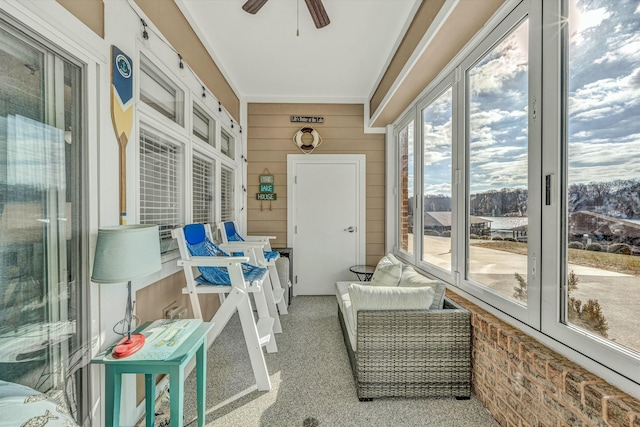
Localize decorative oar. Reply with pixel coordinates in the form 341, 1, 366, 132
110, 46, 134, 225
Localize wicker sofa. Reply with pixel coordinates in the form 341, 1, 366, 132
336, 255, 471, 401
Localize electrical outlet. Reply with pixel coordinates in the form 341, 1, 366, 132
166, 306, 187, 319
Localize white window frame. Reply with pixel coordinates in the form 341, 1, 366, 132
192, 100, 216, 148
395, 113, 417, 261
391, 0, 640, 396
415, 75, 457, 284
539, 0, 640, 388
0, 2, 106, 424
456, 0, 542, 326
139, 52, 185, 127
220, 125, 235, 160
137, 119, 186, 259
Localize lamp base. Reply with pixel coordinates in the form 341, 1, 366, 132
112, 333, 146, 359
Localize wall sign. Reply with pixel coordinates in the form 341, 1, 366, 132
256, 193, 277, 201
257, 169, 276, 210
260, 174, 274, 184
291, 116, 324, 123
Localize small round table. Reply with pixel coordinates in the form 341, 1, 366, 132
349, 265, 376, 281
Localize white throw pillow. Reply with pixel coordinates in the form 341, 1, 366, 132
348, 282, 435, 317
369, 253, 403, 287
398, 266, 446, 309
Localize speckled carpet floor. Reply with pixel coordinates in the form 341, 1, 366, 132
143, 296, 498, 427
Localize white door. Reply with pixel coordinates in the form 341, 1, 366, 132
288, 155, 366, 295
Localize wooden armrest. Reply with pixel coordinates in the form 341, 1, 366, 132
179, 256, 249, 267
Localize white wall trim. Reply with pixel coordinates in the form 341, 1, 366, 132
385, 124, 396, 254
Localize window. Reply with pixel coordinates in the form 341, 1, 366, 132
193, 103, 215, 147
466, 18, 530, 303
221, 128, 235, 160
562, 0, 640, 356
421, 85, 453, 273
398, 119, 415, 256
139, 126, 183, 255
393, 0, 640, 390
137, 54, 240, 259
140, 55, 184, 126
220, 164, 234, 222
192, 154, 214, 225
0, 21, 89, 423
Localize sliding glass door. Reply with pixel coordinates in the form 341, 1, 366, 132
0, 21, 87, 423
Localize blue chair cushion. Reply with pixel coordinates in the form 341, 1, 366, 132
184, 224, 267, 286
221, 222, 279, 262
264, 251, 280, 262
223, 221, 244, 242
184, 223, 207, 245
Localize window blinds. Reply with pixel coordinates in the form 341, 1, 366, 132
192, 155, 214, 225
220, 165, 235, 222
139, 126, 182, 254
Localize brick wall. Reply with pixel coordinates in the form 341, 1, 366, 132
400, 130, 410, 252
446, 292, 640, 427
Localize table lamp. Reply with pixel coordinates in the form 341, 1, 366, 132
92, 224, 161, 358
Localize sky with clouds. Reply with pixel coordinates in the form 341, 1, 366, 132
412, 0, 640, 196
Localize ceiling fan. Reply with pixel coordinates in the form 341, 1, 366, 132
242, 0, 331, 29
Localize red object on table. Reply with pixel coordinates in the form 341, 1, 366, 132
112, 333, 146, 359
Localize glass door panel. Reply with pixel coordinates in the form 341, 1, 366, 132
422, 87, 453, 272
467, 19, 530, 303
0, 23, 85, 422
564, 0, 640, 354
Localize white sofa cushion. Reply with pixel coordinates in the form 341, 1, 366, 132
337, 282, 435, 351
335, 281, 358, 350
348, 283, 434, 317
398, 266, 447, 309
369, 253, 403, 287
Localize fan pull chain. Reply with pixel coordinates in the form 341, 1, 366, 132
296, 0, 300, 36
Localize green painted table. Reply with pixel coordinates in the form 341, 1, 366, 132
92, 319, 213, 427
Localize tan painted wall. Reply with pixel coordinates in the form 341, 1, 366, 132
56, 0, 104, 37
370, 0, 445, 115
134, 0, 240, 121
134, 272, 220, 404
247, 103, 385, 266
371, 0, 505, 127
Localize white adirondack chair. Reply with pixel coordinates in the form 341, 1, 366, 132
171, 223, 275, 391
218, 221, 288, 331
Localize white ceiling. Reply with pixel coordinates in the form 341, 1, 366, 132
177, 0, 421, 103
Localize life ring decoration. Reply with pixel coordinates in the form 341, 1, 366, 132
293, 126, 322, 154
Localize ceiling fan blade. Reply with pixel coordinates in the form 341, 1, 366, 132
242, 0, 269, 14
304, 0, 330, 29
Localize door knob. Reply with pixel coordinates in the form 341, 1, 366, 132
344, 226, 355, 233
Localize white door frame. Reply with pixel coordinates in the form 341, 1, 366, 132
287, 154, 367, 293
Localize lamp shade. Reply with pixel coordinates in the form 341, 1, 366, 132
91, 224, 161, 284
